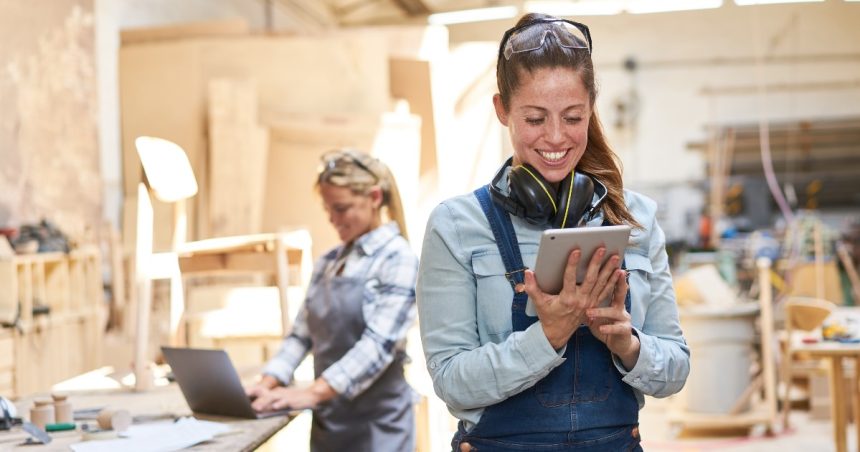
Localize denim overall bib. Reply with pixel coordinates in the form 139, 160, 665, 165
453, 187, 641, 451
305, 259, 414, 452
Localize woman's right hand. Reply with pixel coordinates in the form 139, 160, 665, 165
245, 374, 280, 399
246, 384, 269, 399
523, 246, 622, 350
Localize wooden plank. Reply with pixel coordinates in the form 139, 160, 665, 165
390, 58, 437, 181
667, 406, 776, 428
108, 224, 127, 329
264, 112, 379, 145
44, 259, 70, 314
789, 262, 845, 304
8, 290, 104, 397
120, 34, 389, 250
0, 369, 13, 394
121, 18, 250, 46
17, 263, 33, 327
179, 233, 281, 254
178, 252, 280, 274
0, 262, 16, 325
134, 182, 156, 392
756, 257, 779, 429
0, 333, 13, 369
208, 79, 269, 237
275, 233, 291, 333
120, 40, 203, 251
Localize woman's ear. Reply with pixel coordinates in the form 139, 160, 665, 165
368, 186, 384, 209
493, 94, 509, 127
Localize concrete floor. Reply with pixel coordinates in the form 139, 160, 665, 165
639, 397, 851, 452
258, 395, 852, 452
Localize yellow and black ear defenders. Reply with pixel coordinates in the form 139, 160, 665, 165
489, 157, 607, 228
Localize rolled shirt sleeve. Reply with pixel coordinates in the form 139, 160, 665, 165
262, 302, 312, 385
611, 196, 690, 403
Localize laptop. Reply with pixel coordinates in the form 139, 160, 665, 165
161, 347, 292, 419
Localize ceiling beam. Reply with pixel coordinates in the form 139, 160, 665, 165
334, 0, 385, 17
391, 0, 431, 16
273, 0, 338, 29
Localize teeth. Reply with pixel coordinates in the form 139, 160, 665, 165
539, 150, 567, 162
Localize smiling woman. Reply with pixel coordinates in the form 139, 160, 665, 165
417, 13, 690, 452
246, 149, 419, 452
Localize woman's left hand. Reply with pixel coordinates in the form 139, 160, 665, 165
585, 269, 640, 370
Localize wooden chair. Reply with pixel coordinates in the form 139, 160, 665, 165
132, 136, 312, 388
132, 136, 198, 390
780, 296, 835, 428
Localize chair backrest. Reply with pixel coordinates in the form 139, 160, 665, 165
785, 296, 834, 333
135, 136, 198, 203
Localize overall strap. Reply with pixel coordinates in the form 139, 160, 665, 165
474, 186, 527, 290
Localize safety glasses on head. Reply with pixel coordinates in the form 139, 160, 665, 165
500, 18, 592, 61
319, 150, 378, 182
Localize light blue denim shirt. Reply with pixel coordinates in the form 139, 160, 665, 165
416, 185, 690, 428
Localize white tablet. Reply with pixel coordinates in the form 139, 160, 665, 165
533, 225, 632, 295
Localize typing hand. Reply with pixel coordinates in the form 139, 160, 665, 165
245, 384, 268, 400
251, 386, 315, 412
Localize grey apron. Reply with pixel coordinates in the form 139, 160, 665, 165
305, 268, 415, 452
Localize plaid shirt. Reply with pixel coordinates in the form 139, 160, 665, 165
262, 222, 418, 400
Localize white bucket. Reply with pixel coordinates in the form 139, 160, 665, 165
678, 303, 760, 414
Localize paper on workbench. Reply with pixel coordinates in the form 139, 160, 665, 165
70, 417, 231, 452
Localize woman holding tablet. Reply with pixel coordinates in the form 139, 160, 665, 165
417, 13, 689, 451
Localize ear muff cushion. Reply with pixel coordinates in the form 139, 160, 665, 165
509, 164, 557, 224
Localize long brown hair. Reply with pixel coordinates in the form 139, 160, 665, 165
496, 13, 640, 228
316, 149, 409, 241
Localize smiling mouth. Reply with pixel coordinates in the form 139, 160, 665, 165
538, 149, 569, 162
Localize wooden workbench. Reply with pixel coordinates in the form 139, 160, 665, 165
0, 384, 293, 451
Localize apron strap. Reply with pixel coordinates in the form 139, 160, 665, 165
474, 186, 527, 290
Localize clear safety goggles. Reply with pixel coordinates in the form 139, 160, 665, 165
501, 18, 592, 60
319, 150, 378, 182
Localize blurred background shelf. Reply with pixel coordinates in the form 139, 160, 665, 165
0, 247, 105, 397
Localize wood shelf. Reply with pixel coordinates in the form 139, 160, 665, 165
0, 246, 105, 397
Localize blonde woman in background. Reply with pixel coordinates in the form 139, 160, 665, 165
247, 149, 418, 452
